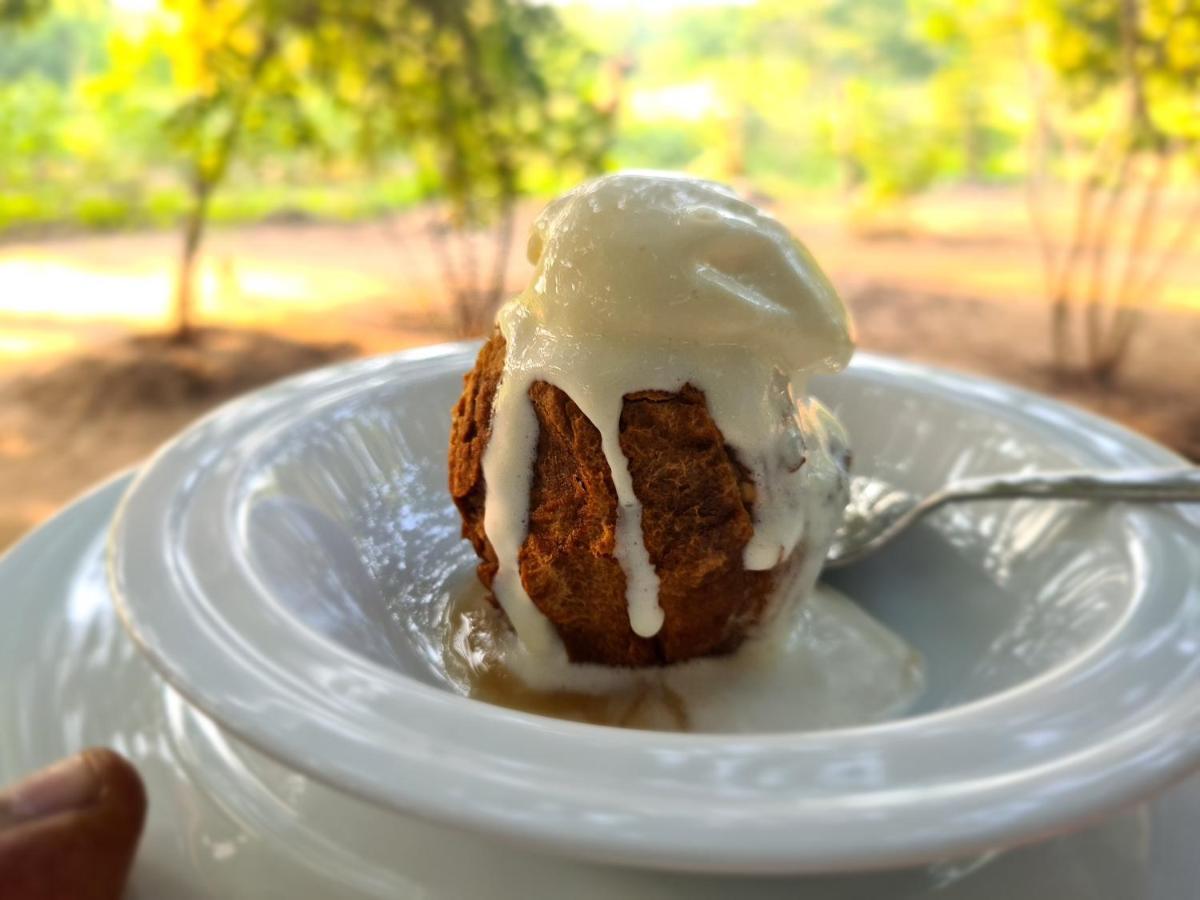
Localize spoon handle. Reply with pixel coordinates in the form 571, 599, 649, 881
925, 468, 1200, 511
827, 468, 1200, 569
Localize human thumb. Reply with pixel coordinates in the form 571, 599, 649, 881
0, 749, 146, 900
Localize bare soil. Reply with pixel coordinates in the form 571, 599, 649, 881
0, 328, 357, 549
846, 278, 1200, 461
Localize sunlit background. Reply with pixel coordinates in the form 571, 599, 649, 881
1, 0, 1198, 548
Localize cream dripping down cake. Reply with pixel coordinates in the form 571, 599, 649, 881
449, 171, 854, 669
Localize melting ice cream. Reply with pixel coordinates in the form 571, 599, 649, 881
480, 172, 855, 657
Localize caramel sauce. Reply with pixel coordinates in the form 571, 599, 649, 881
438, 577, 926, 734
441, 589, 691, 731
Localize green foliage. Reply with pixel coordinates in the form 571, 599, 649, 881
913, 0, 1025, 182
0, 0, 51, 28
569, 0, 1015, 216
2, 0, 1195, 246
75, 192, 129, 229
0, 3, 104, 80
0, 75, 64, 169
1032, 0, 1200, 152
841, 80, 946, 204
613, 122, 704, 171
0, 0, 608, 240
805, 0, 938, 80
155, 0, 323, 202
130, 0, 612, 337
311, 0, 611, 225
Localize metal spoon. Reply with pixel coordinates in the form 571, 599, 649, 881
825, 468, 1200, 568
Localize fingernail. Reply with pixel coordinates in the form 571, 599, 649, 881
5, 753, 100, 823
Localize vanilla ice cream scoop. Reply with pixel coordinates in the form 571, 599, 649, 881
523, 172, 853, 375
479, 171, 854, 658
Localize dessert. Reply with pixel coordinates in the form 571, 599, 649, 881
439, 576, 925, 732
449, 171, 854, 668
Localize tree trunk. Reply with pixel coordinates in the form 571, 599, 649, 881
458, 222, 482, 334
1084, 0, 1151, 381
172, 182, 212, 344
1082, 151, 1133, 371
426, 210, 472, 337
1101, 188, 1200, 374
1049, 295, 1070, 369
483, 200, 516, 326
725, 102, 748, 179
963, 91, 984, 184
1022, 46, 1066, 370
168, 36, 275, 343
834, 80, 861, 196
1047, 175, 1101, 373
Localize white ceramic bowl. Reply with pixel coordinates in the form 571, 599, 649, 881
109, 343, 1200, 874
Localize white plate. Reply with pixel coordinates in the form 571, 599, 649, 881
108, 344, 1200, 873
2, 475, 1199, 898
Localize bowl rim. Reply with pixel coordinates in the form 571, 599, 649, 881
108, 342, 1200, 874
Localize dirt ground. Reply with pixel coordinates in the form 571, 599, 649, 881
847, 279, 1200, 457
0, 329, 360, 548
1, 190, 1198, 551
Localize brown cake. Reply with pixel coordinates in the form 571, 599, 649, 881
449, 330, 782, 667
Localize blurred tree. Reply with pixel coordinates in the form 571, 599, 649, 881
917, 0, 1024, 184
835, 77, 945, 231
158, 0, 319, 342
313, 0, 611, 335
0, 0, 50, 27
754, 0, 941, 224
809, 0, 933, 207
0, 0, 104, 81
1026, 0, 1200, 381
156, 0, 609, 340
0, 0, 91, 231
